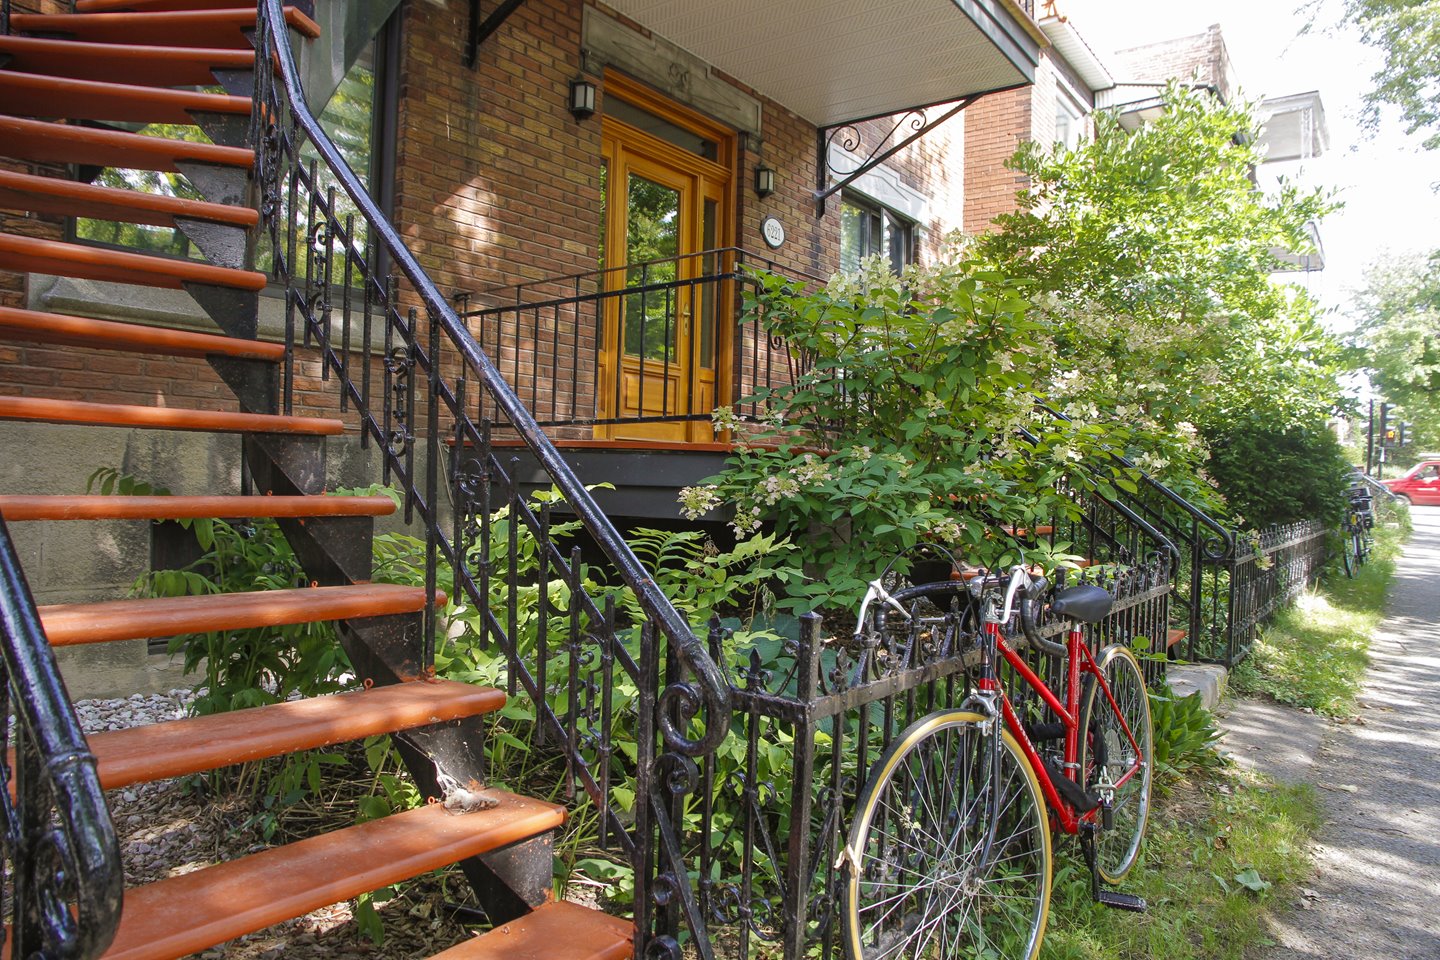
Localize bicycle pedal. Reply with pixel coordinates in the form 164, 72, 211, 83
1096, 891, 1147, 913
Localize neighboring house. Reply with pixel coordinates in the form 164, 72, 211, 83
1256, 90, 1329, 273
1096, 23, 1330, 273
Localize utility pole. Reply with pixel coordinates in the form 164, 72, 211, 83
1378, 402, 1391, 479
1366, 399, 1375, 476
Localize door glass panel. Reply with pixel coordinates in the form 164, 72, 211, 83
699, 198, 718, 369
624, 173, 680, 361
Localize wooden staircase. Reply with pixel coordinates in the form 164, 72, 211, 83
0, 2, 632, 957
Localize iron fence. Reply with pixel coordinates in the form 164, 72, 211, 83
1223, 519, 1330, 666
694, 554, 1171, 960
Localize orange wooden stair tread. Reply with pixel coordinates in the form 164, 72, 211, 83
0, 234, 266, 291
0, 306, 282, 360
430, 902, 634, 960
0, 72, 251, 125
100, 794, 564, 960
38, 584, 441, 646
0, 169, 257, 229
76, 0, 272, 13
0, 116, 253, 172
0, 35, 253, 87
0, 397, 342, 436
11, 7, 321, 50
86, 680, 504, 789
0, 493, 393, 521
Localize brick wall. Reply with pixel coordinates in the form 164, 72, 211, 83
1114, 24, 1236, 101
962, 86, 1031, 234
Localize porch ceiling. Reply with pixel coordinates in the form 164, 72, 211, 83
599, 0, 1042, 127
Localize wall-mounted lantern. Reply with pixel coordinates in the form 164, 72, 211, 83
754, 163, 775, 199
569, 78, 597, 121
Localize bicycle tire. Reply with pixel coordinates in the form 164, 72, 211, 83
1078, 646, 1153, 884
1353, 531, 1367, 568
1342, 532, 1356, 578
843, 710, 1052, 960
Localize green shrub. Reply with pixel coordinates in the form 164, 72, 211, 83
1202, 415, 1351, 527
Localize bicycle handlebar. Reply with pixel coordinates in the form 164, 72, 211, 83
1002, 566, 1069, 659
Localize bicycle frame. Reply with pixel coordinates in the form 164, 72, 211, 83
974, 617, 1142, 835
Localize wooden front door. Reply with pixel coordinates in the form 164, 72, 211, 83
598, 77, 733, 442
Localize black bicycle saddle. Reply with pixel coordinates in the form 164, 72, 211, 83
1047, 584, 1113, 624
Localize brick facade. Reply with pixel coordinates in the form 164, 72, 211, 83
0, 0, 1064, 428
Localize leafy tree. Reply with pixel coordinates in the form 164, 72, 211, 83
973, 82, 1345, 512
1348, 251, 1440, 450
1312, 0, 1440, 148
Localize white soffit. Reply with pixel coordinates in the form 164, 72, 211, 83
1038, 15, 1114, 92
598, 0, 1040, 127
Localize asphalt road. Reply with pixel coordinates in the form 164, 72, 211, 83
1263, 506, 1440, 959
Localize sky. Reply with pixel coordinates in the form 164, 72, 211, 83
1057, 0, 1440, 328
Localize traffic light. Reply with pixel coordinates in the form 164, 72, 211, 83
1401, 422, 1413, 446
1383, 425, 1398, 446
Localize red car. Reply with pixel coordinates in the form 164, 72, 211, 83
1383, 459, 1440, 505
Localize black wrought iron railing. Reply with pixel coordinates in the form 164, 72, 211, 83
1034, 403, 1332, 667
698, 553, 1171, 960
1226, 519, 1329, 666
0, 517, 124, 960
255, 2, 730, 954
455, 248, 825, 435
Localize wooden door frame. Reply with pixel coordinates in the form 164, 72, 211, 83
597, 72, 736, 442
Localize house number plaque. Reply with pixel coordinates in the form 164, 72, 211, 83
760, 216, 785, 249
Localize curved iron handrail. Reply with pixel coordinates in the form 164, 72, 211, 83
1035, 400, 1236, 559
0, 517, 123, 959
255, 0, 730, 754
1016, 425, 1181, 567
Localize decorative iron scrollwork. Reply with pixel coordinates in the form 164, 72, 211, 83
824, 110, 927, 180
384, 344, 414, 457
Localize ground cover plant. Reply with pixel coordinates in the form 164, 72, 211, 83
1044, 763, 1322, 960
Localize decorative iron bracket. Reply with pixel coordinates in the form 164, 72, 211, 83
813, 94, 981, 216
466, 0, 530, 69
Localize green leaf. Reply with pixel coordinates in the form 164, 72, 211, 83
1234, 867, 1271, 893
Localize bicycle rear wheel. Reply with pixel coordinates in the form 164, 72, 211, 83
1078, 646, 1153, 884
843, 710, 1052, 960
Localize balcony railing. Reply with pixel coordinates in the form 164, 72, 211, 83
456, 248, 825, 437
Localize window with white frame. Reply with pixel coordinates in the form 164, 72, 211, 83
1055, 93, 1086, 150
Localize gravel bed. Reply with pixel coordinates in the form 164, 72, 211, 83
75, 691, 480, 959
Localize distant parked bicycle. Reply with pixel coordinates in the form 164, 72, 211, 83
1342, 486, 1374, 578
842, 563, 1152, 960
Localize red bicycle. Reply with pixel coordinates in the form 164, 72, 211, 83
842, 564, 1154, 960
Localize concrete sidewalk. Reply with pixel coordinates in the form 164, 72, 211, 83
1251, 507, 1440, 960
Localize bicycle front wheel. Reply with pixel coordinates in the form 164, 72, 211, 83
843, 711, 1052, 960
1342, 530, 1356, 578
1079, 646, 1154, 884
